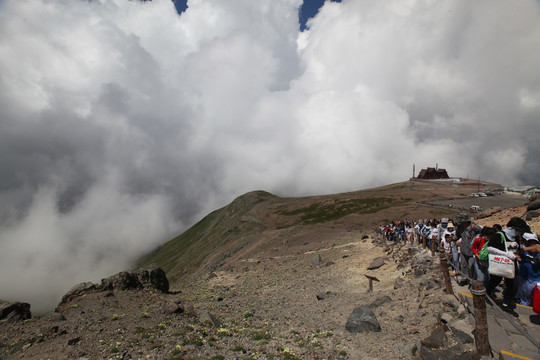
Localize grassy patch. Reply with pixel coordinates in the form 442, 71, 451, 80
231, 345, 247, 353
275, 197, 409, 224
252, 331, 272, 341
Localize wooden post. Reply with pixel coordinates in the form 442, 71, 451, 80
364, 275, 380, 292
431, 238, 437, 255
439, 253, 453, 295
471, 280, 490, 355
422, 235, 427, 249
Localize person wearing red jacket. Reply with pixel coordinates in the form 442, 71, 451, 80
471, 228, 489, 285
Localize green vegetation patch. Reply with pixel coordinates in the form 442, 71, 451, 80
275, 197, 410, 224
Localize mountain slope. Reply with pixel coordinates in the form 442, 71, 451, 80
138, 190, 277, 282
138, 180, 505, 285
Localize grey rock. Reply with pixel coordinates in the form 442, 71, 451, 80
420, 279, 435, 290
101, 271, 141, 291
59, 282, 96, 306
394, 277, 406, 289
316, 292, 328, 301
439, 312, 453, 324
311, 254, 321, 267
451, 319, 474, 334
345, 306, 381, 333
421, 327, 448, 349
200, 311, 221, 328
58, 265, 169, 307
0, 302, 31, 322
452, 329, 474, 344
165, 302, 185, 314
442, 298, 459, 311
67, 337, 81, 345
367, 256, 386, 270
420, 344, 463, 360
132, 264, 169, 292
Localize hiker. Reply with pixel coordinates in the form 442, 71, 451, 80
503, 217, 531, 300
455, 213, 482, 286
517, 232, 540, 306
406, 225, 413, 243
441, 233, 453, 258
484, 227, 521, 317
471, 227, 489, 285
421, 221, 431, 248
442, 221, 460, 270
437, 218, 449, 245
428, 221, 439, 252
414, 221, 422, 244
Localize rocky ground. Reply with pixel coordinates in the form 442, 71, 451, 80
2, 187, 539, 360
1, 229, 484, 360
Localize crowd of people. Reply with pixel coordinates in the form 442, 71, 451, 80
379, 214, 540, 317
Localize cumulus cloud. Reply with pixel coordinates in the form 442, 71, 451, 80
0, 0, 539, 311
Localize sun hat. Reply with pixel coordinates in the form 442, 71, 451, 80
523, 232, 539, 242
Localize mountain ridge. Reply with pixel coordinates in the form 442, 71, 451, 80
138, 179, 517, 288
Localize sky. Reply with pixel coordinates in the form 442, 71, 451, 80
1, 0, 540, 312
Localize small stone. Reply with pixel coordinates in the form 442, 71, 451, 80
165, 302, 184, 314
394, 277, 406, 289
311, 254, 322, 267
68, 337, 81, 345
439, 312, 453, 324
200, 311, 221, 328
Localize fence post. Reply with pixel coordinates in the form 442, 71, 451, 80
439, 253, 453, 295
471, 280, 490, 355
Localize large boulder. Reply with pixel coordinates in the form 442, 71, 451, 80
101, 271, 142, 291
59, 282, 97, 305
345, 306, 381, 333
0, 302, 31, 322
58, 264, 169, 306
100, 264, 169, 292
133, 264, 169, 292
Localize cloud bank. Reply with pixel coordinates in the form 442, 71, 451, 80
1, 0, 539, 311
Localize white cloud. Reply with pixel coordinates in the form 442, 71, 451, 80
0, 0, 539, 310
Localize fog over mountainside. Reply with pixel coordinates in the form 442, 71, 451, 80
0, 0, 539, 311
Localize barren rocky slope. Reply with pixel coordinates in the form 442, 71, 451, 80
1, 234, 474, 360
1, 180, 536, 360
